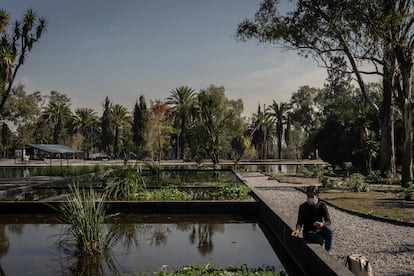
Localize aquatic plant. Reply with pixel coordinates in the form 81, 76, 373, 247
211, 184, 251, 200
148, 186, 191, 200
102, 164, 146, 200
57, 184, 114, 255
149, 263, 284, 275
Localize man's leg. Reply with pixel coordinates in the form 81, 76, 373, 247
303, 231, 324, 246
319, 226, 333, 250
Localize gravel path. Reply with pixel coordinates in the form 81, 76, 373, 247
240, 172, 414, 276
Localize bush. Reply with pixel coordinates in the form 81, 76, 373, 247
102, 164, 146, 200
320, 176, 336, 188
345, 173, 370, 192
211, 185, 251, 200
399, 182, 414, 200
149, 187, 191, 201
367, 170, 382, 183
298, 165, 316, 177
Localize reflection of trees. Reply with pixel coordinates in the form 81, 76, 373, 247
0, 225, 9, 258
0, 224, 24, 275
7, 224, 24, 235
149, 225, 171, 246
108, 223, 141, 250
189, 224, 225, 256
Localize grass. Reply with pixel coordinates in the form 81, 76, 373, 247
272, 173, 414, 224
57, 184, 115, 255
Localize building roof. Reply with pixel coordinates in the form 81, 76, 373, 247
27, 144, 82, 154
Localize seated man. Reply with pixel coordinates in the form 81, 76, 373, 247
291, 185, 333, 251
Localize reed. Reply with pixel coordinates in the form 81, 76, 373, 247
58, 184, 110, 255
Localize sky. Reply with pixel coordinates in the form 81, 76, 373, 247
1, 0, 328, 117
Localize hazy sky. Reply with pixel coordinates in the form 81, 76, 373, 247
2, 0, 328, 117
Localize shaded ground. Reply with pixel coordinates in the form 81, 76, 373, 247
272, 174, 414, 224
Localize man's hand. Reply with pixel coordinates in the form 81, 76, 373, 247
291, 229, 300, 237
313, 221, 324, 229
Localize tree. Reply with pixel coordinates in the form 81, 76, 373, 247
0, 9, 46, 114
289, 86, 321, 137
266, 100, 290, 159
42, 91, 72, 144
2, 84, 42, 146
167, 86, 197, 159
100, 97, 113, 157
111, 104, 130, 158
195, 85, 245, 168
235, 0, 400, 179
132, 95, 148, 159
145, 100, 171, 162
231, 135, 251, 164
73, 107, 99, 158
249, 104, 273, 159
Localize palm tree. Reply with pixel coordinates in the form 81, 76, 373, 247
250, 104, 273, 159
267, 100, 291, 159
111, 104, 130, 158
167, 86, 196, 159
73, 107, 99, 157
0, 8, 47, 114
42, 92, 72, 144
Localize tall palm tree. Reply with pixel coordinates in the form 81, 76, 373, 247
0, 8, 46, 114
167, 86, 196, 159
73, 107, 99, 157
250, 105, 273, 159
42, 92, 72, 144
267, 100, 291, 159
111, 104, 130, 158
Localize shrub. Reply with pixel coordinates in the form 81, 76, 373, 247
345, 173, 370, 192
149, 187, 191, 201
297, 165, 314, 177
367, 170, 382, 183
211, 184, 251, 200
102, 164, 146, 200
399, 182, 414, 200
320, 176, 336, 188
322, 165, 335, 176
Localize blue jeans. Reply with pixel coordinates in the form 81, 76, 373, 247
303, 226, 333, 251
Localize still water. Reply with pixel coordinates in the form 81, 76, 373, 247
0, 214, 286, 275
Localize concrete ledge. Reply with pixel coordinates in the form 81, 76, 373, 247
255, 195, 354, 276
0, 201, 259, 215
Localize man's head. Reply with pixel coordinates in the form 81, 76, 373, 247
306, 185, 319, 198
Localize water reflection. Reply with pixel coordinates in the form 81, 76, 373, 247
0, 216, 285, 274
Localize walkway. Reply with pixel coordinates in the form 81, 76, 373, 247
239, 172, 414, 276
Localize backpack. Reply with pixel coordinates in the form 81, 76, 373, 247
345, 254, 374, 276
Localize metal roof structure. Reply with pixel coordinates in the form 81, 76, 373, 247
27, 144, 82, 154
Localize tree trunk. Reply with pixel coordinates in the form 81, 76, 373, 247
380, 48, 396, 176
401, 95, 413, 185
396, 45, 413, 186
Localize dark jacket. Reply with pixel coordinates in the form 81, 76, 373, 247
296, 200, 331, 232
